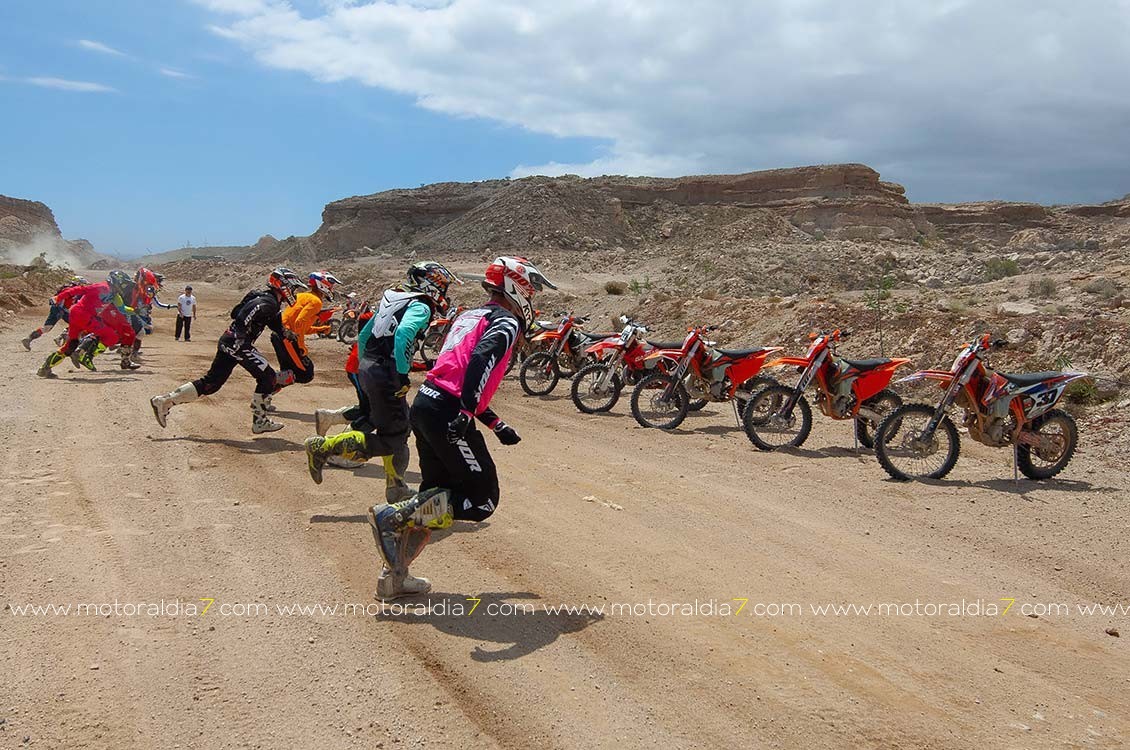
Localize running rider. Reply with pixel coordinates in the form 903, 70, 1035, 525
149, 268, 305, 434
22, 276, 87, 350
273, 270, 340, 387
37, 271, 139, 377
366, 256, 555, 600
304, 262, 460, 502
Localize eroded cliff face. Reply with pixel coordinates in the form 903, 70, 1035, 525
303, 165, 940, 259
0, 195, 109, 267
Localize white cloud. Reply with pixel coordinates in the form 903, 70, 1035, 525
25, 77, 117, 93
77, 39, 127, 57
159, 67, 195, 79
194, 0, 1130, 202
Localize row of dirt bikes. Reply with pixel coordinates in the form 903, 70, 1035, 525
515, 314, 1088, 483
326, 299, 1088, 484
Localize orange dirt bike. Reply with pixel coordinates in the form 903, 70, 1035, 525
519, 313, 617, 396
874, 333, 1088, 481
743, 329, 910, 450
629, 325, 781, 430
336, 295, 371, 343
315, 304, 342, 338
569, 316, 677, 413
416, 304, 466, 368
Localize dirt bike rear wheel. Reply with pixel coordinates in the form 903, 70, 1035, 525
1017, 409, 1077, 480
742, 385, 812, 451
571, 362, 624, 413
630, 373, 689, 430
875, 403, 960, 481
854, 389, 903, 449
323, 319, 340, 339
337, 319, 358, 343
519, 352, 560, 396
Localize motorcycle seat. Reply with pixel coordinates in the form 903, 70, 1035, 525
716, 347, 772, 358
646, 340, 683, 350
1000, 371, 1062, 386
578, 331, 617, 340
842, 357, 892, 370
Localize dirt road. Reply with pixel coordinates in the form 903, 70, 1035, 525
3, 280, 1128, 749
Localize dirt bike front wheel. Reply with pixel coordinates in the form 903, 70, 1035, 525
874, 403, 960, 481
630, 373, 689, 429
1017, 409, 1077, 480
854, 389, 903, 449
571, 362, 624, 413
519, 352, 560, 396
742, 385, 812, 451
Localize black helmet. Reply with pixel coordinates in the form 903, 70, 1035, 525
268, 267, 305, 304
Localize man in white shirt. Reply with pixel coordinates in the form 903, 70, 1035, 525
176, 286, 197, 341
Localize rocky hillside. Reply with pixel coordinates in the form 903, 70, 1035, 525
0, 195, 115, 268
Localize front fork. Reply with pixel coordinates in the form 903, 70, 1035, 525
596, 351, 623, 390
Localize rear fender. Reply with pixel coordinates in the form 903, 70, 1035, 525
585, 340, 622, 357
896, 369, 954, 386
766, 355, 811, 369
532, 330, 561, 343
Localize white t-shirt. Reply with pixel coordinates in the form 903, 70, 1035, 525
177, 294, 196, 317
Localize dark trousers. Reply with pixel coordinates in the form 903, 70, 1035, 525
270, 333, 314, 384
175, 315, 192, 341
411, 384, 499, 522
345, 372, 370, 428
356, 356, 411, 457
193, 332, 277, 396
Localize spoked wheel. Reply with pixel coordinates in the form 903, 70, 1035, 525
571, 362, 624, 413
854, 388, 903, 449
422, 329, 445, 359
519, 352, 560, 396
875, 403, 960, 481
630, 373, 689, 429
324, 319, 340, 339
1017, 409, 1077, 479
337, 319, 358, 343
742, 385, 812, 451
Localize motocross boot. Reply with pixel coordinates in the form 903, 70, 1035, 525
37, 351, 64, 378
150, 383, 198, 428
304, 430, 369, 484
383, 445, 414, 503
314, 405, 352, 436
251, 394, 284, 434
376, 567, 431, 601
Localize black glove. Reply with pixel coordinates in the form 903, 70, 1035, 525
493, 421, 521, 445
446, 412, 472, 443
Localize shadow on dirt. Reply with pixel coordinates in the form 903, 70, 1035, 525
58, 375, 142, 384
152, 435, 303, 454
271, 409, 315, 424
374, 591, 603, 662
346, 464, 423, 484
898, 476, 1122, 496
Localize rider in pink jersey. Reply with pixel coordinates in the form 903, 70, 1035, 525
366, 256, 556, 601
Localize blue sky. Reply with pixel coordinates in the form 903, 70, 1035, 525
3, 1, 1129, 257
0, 0, 597, 255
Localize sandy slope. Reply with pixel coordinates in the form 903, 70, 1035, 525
2, 280, 1128, 749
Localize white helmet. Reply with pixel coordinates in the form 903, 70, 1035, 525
308, 270, 341, 298
482, 256, 556, 328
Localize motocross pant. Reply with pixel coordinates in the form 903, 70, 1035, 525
193, 331, 278, 396
27, 304, 69, 342
345, 372, 370, 428
356, 355, 411, 459
410, 384, 500, 522
65, 308, 122, 350
270, 332, 314, 384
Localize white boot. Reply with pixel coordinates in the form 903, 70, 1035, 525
150, 383, 198, 428
314, 405, 352, 436
376, 567, 431, 601
251, 394, 284, 434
